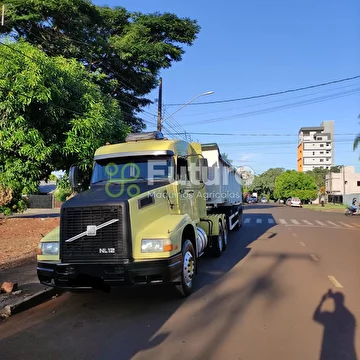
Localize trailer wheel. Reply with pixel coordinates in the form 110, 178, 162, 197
212, 221, 224, 257
176, 239, 196, 297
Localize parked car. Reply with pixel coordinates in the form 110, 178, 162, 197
247, 196, 258, 204
260, 197, 268, 203
286, 197, 302, 207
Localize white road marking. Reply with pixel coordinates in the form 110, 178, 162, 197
268, 218, 275, 224
351, 223, 360, 228
315, 220, 326, 226
327, 221, 339, 227
256, 218, 262, 224
292, 233, 297, 237
299, 242, 306, 246
310, 254, 319, 261
302, 220, 313, 225
244, 218, 251, 224
328, 276, 343, 288
338, 222, 354, 228
291, 219, 300, 225
279, 219, 287, 225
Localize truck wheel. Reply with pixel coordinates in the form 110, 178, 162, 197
222, 219, 228, 251
212, 221, 224, 257
235, 211, 243, 230
177, 239, 196, 297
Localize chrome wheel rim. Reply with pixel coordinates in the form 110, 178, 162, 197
183, 251, 194, 287
223, 223, 228, 246
218, 225, 223, 251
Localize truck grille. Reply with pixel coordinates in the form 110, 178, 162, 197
60, 206, 126, 261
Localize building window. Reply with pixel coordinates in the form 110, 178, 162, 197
317, 137, 322, 140
320, 144, 324, 147
358, 181, 360, 187
326, 150, 330, 154
313, 151, 315, 155
326, 142, 330, 146
320, 159, 324, 162
320, 151, 324, 154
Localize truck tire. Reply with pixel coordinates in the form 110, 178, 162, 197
177, 239, 196, 297
234, 207, 243, 230
222, 219, 228, 251
212, 220, 224, 257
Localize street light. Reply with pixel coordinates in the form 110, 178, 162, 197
163, 91, 214, 121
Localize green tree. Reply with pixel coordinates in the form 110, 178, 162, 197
0, 40, 129, 214
274, 170, 318, 201
306, 168, 329, 189
1, 0, 200, 131
221, 152, 233, 164
250, 168, 284, 199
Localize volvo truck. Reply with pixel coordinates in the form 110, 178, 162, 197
37, 131, 243, 296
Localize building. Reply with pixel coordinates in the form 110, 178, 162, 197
297, 120, 334, 172
325, 166, 360, 205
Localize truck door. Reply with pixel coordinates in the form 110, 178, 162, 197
177, 156, 196, 218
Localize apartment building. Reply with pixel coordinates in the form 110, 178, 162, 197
297, 120, 334, 172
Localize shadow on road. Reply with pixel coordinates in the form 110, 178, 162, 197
313, 289, 358, 360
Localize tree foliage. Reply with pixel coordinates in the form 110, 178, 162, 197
0, 40, 129, 213
306, 166, 342, 190
221, 152, 233, 164
1, 0, 200, 131
274, 170, 318, 201
249, 168, 284, 198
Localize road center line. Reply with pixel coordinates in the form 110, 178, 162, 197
328, 276, 343, 288
310, 254, 319, 261
292, 233, 297, 237
299, 242, 306, 246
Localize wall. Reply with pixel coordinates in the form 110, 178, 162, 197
325, 166, 360, 198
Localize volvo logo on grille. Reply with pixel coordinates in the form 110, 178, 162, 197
86, 225, 97, 236
99, 248, 116, 254
65, 219, 119, 243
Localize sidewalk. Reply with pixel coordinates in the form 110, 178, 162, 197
0, 262, 60, 321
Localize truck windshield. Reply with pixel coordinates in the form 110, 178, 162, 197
91, 156, 173, 184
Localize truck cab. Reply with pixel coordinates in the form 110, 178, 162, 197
37, 131, 243, 296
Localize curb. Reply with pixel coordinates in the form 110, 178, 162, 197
1, 287, 62, 320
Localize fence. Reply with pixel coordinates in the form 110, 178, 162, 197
343, 193, 360, 206
28, 194, 63, 209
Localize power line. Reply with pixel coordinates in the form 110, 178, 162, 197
182, 88, 360, 126
166, 75, 360, 106
165, 132, 358, 137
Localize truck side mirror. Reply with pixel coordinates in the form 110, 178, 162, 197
69, 165, 79, 189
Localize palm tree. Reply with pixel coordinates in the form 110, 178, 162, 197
354, 132, 360, 151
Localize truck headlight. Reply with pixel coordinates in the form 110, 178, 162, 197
141, 239, 173, 253
40, 242, 59, 255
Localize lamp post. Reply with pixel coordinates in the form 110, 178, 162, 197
163, 91, 214, 122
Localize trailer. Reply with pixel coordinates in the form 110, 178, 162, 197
201, 143, 244, 231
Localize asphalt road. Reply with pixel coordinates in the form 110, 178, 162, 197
1, 204, 359, 360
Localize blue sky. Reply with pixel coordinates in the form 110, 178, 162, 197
94, 0, 360, 174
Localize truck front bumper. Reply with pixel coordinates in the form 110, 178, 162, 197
37, 254, 182, 291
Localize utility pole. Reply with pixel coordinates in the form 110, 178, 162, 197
342, 165, 346, 204
1, 4, 5, 26
157, 77, 163, 132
